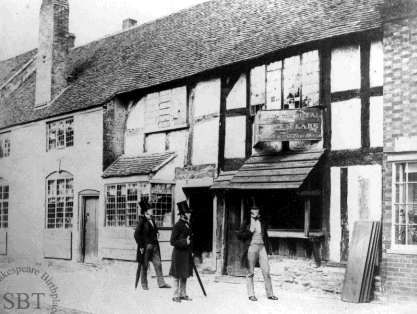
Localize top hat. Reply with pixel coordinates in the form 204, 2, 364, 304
139, 200, 152, 214
177, 201, 192, 216
249, 197, 260, 210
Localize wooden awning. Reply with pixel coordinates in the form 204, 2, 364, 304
211, 150, 324, 190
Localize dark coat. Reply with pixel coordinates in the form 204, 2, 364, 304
134, 216, 160, 263
236, 217, 270, 268
169, 219, 193, 278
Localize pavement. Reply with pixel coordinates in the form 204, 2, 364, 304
0, 264, 416, 314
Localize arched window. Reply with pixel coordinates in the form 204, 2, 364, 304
46, 171, 74, 229
0, 178, 9, 228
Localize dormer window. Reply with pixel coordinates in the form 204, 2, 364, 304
47, 118, 74, 151
0, 132, 11, 158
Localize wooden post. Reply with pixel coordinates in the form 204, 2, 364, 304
240, 198, 244, 223
212, 194, 217, 272
304, 197, 311, 238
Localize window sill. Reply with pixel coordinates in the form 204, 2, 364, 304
387, 248, 417, 255
144, 124, 189, 135
268, 230, 323, 238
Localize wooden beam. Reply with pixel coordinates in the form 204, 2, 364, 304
331, 89, 361, 102
245, 70, 252, 158
212, 195, 217, 272
299, 190, 322, 196
360, 40, 371, 149
218, 76, 227, 173
321, 47, 332, 150
340, 167, 349, 262
186, 84, 196, 165
304, 197, 311, 238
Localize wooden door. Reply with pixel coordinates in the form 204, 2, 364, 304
84, 197, 99, 263
226, 197, 247, 276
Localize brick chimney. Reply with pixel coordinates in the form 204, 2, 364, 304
35, 0, 69, 107
123, 18, 137, 30
68, 33, 76, 49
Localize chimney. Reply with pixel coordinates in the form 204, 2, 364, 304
122, 18, 137, 30
35, 0, 69, 107
68, 33, 76, 49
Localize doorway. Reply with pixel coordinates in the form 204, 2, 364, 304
187, 188, 213, 263
79, 190, 100, 264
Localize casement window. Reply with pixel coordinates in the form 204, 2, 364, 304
393, 163, 417, 247
250, 50, 320, 115
0, 178, 9, 228
105, 182, 174, 227
47, 118, 74, 151
0, 132, 11, 158
46, 171, 74, 229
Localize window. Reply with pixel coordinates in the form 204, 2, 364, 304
251, 50, 320, 113
158, 101, 171, 128
150, 183, 173, 227
393, 163, 417, 247
105, 182, 174, 227
106, 183, 149, 227
0, 178, 9, 228
47, 118, 74, 150
0, 132, 11, 158
46, 171, 74, 229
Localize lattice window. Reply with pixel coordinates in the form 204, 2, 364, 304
46, 171, 74, 229
47, 118, 74, 151
0, 132, 11, 158
105, 183, 149, 227
393, 163, 417, 247
0, 178, 9, 228
150, 183, 173, 227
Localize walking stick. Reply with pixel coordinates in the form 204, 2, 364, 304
192, 253, 207, 297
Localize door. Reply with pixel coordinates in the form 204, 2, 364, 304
226, 196, 247, 276
84, 196, 99, 263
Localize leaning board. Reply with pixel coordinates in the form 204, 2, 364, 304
341, 221, 374, 303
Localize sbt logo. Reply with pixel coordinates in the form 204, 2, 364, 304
2, 293, 45, 310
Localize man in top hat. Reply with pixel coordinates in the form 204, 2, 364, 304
237, 197, 278, 301
134, 200, 171, 290
169, 201, 194, 302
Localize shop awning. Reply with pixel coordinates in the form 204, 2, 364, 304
211, 149, 325, 190
102, 151, 177, 178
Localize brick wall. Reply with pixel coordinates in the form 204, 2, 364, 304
382, 0, 417, 301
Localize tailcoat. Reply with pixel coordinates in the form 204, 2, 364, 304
169, 218, 193, 278
134, 216, 160, 263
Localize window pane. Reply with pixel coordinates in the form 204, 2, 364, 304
396, 163, 406, 183
408, 225, 417, 245
395, 205, 406, 224
66, 119, 74, 147
408, 204, 417, 225
301, 50, 319, 107
150, 183, 173, 227
394, 225, 406, 245
407, 184, 417, 203
395, 184, 406, 203
283, 55, 301, 109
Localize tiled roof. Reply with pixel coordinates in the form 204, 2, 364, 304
0, 0, 383, 130
102, 151, 177, 178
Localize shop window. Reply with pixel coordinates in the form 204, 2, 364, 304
105, 183, 149, 227
150, 183, 173, 227
0, 178, 9, 228
105, 182, 174, 227
46, 171, 73, 229
47, 118, 74, 151
393, 163, 417, 247
0, 132, 11, 158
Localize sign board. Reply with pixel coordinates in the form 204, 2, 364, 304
253, 108, 322, 145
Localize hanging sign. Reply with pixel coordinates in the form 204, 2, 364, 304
253, 108, 322, 145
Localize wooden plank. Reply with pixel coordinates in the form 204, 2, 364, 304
362, 222, 381, 302
341, 221, 374, 303
359, 222, 376, 302
101, 248, 136, 261
231, 174, 307, 183
246, 152, 323, 164
235, 168, 312, 177
0, 230, 7, 255
241, 160, 318, 170
228, 182, 302, 190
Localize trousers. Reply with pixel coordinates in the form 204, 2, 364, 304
141, 244, 166, 288
172, 277, 187, 298
246, 243, 273, 297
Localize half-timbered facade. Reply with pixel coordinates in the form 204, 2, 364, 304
0, 0, 416, 301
